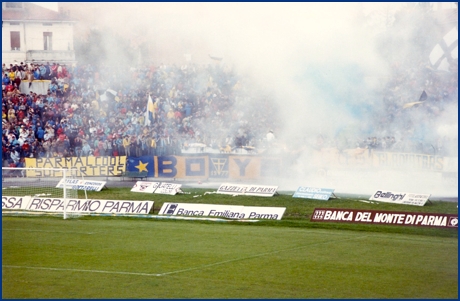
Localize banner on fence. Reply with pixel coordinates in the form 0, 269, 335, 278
228, 156, 260, 179
25, 156, 126, 177
19, 80, 50, 95
23, 153, 454, 180
126, 155, 208, 179
373, 152, 444, 172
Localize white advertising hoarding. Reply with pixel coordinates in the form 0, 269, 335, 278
131, 181, 182, 195
155, 183, 182, 195
239, 206, 286, 220
217, 183, 278, 197
131, 181, 161, 193
369, 190, 430, 206
159, 202, 286, 220
56, 179, 106, 191
2, 196, 153, 214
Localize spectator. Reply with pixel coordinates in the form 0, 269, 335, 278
122, 135, 130, 156
81, 141, 92, 156
10, 147, 20, 164
2, 72, 10, 87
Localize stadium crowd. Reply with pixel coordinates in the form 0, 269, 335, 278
2, 60, 280, 167
1, 51, 458, 168
310, 52, 457, 157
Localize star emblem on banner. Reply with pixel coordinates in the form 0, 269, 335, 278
135, 160, 149, 172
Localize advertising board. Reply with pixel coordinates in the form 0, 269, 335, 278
159, 202, 286, 220
311, 208, 457, 228
369, 190, 430, 206
216, 183, 278, 197
56, 179, 107, 191
131, 181, 182, 195
131, 181, 161, 193
2, 196, 153, 215
293, 186, 334, 200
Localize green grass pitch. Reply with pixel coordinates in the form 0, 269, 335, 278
2, 187, 458, 298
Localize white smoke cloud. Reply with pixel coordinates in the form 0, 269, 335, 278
73, 3, 456, 198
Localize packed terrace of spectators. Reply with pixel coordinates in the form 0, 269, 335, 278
2, 54, 458, 168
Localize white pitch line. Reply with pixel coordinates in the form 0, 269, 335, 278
3, 228, 96, 235
2, 265, 161, 277
3, 235, 370, 278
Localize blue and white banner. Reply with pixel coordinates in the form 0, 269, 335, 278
293, 187, 335, 200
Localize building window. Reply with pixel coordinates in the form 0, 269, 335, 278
43, 23, 53, 26
43, 32, 52, 50
10, 31, 20, 51
5, 2, 23, 9
9, 22, 20, 25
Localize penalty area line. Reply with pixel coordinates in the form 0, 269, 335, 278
2, 265, 162, 277
157, 234, 371, 276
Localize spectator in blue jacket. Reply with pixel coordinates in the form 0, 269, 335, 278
2, 73, 10, 86
33, 67, 41, 80
36, 126, 45, 142
39, 65, 47, 80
